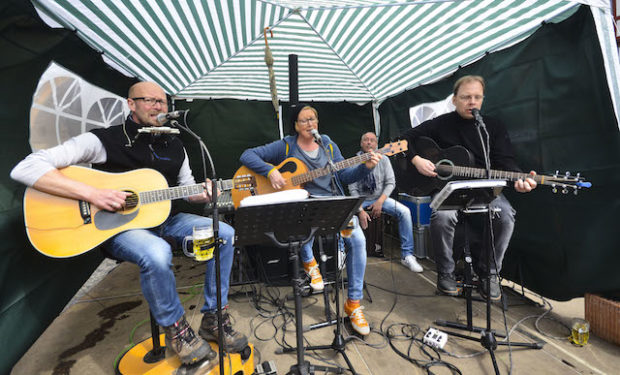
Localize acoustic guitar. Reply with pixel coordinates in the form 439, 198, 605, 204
231, 140, 408, 208
23, 166, 254, 258
406, 136, 591, 196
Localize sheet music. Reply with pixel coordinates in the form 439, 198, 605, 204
239, 188, 309, 207
430, 180, 507, 210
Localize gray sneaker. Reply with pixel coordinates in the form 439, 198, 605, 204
163, 315, 216, 366
437, 272, 459, 296
480, 274, 501, 301
199, 310, 248, 353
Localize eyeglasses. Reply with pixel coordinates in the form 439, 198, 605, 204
298, 117, 318, 125
457, 95, 484, 102
131, 97, 167, 107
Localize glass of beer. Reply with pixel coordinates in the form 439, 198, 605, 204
183, 226, 215, 261
570, 318, 589, 346
340, 219, 355, 238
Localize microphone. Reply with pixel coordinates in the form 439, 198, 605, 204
310, 129, 323, 144
138, 126, 180, 135
156, 110, 188, 124
471, 108, 485, 127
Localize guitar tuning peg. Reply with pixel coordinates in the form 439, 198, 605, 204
562, 186, 568, 194
552, 185, 558, 194
574, 189, 579, 196
554, 170, 559, 178
565, 171, 570, 177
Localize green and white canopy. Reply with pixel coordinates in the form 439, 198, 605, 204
32, 0, 619, 109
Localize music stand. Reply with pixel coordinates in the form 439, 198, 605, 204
235, 196, 363, 375
431, 180, 542, 375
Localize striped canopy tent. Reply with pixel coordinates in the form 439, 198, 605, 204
31, 0, 620, 114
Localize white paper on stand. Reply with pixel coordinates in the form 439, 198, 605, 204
239, 189, 310, 207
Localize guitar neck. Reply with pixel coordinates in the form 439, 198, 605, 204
139, 179, 233, 204
439, 165, 553, 186
290, 152, 375, 186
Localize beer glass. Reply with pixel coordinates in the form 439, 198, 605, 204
182, 226, 215, 261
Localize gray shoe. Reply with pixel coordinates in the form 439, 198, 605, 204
437, 272, 458, 296
199, 310, 248, 353
480, 274, 501, 301
163, 315, 216, 366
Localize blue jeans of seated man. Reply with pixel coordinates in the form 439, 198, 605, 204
362, 197, 414, 258
430, 194, 515, 276
300, 215, 367, 301
104, 212, 235, 327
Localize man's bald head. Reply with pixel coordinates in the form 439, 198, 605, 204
360, 132, 378, 153
127, 82, 168, 127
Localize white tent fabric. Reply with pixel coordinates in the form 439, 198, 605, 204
29, 0, 620, 126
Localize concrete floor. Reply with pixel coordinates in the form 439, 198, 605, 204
12, 235, 620, 375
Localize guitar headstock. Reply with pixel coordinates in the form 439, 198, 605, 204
379, 139, 408, 156
545, 171, 592, 195
233, 175, 256, 190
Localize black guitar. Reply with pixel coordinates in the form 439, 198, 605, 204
401, 136, 591, 196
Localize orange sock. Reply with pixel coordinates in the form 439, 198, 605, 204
303, 258, 318, 271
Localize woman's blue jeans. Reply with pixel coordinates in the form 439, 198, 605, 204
104, 213, 234, 327
299, 215, 367, 301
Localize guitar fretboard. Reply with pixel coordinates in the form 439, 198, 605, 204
290, 148, 393, 186
139, 184, 203, 204
139, 179, 234, 204
437, 165, 550, 185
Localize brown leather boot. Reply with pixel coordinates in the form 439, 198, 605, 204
163, 315, 217, 366
199, 309, 248, 353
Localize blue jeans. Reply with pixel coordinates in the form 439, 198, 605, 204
300, 215, 367, 301
362, 197, 414, 258
104, 213, 234, 327
430, 194, 515, 275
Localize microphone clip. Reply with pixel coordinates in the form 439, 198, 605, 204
471, 108, 486, 128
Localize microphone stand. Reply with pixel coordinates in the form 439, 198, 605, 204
315, 136, 339, 187
170, 118, 226, 375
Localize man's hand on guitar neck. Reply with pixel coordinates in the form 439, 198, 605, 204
514, 171, 538, 193
412, 155, 437, 177
188, 179, 218, 204
365, 151, 382, 169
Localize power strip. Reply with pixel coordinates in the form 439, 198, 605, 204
255, 360, 277, 375
423, 328, 448, 349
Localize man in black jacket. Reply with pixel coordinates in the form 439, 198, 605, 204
402, 75, 537, 300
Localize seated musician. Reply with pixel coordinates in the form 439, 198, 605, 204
349, 132, 423, 273
10, 82, 247, 368
402, 75, 537, 301
239, 105, 381, 336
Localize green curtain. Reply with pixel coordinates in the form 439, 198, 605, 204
379, 5, 620, 300
175, 100, 375, 180
0, 1, 137, 373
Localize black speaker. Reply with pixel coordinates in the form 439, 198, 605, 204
244, 235, 339, 286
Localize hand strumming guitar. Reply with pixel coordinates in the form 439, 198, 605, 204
411, 155, 437, 177
268, 169, 286, 190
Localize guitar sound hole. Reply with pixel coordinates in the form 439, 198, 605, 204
435, 159, 454, 180
279, 161, 298, 174
124, 191, 139, 209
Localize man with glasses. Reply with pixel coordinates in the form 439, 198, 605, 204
240, 105, 381, 336
402, 75, 537, 301
349, 132, 423, 273
11, 81, 247, 369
